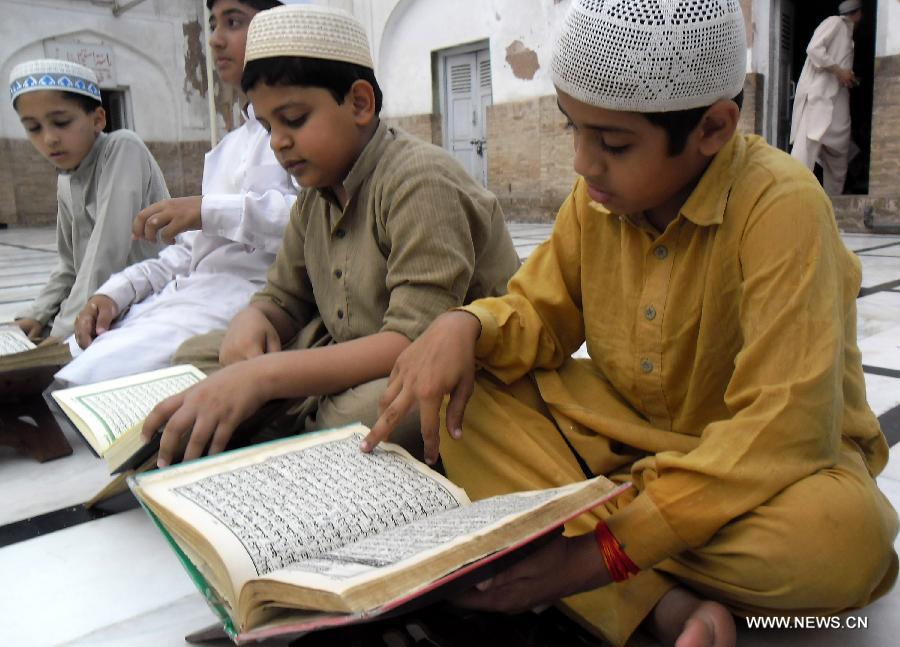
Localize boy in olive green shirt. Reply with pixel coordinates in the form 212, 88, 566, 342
144, 4, 518, 465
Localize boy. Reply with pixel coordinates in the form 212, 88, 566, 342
142, 4, 519, 465
9, 59, 164, 342
366, 1, 898, 645
57, 0, 299, 386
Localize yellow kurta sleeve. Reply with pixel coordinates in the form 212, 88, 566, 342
608, 174, 863, 568
463, 185, 586, 384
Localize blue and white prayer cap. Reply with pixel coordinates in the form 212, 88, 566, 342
9, 59, 101, 105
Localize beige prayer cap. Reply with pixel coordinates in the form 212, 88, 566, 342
244, 5, 373, 70
551, 0, 747, 112
838, 0, 862, 15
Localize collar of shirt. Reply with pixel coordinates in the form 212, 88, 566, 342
63, 130, 108, 178
678, 132, 745, 227
587, 132, 745, 232
319, 120, 390, 222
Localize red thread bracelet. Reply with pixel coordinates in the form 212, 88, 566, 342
594, 521, 640, 582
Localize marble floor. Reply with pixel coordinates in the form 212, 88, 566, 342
1, 224, 899, 646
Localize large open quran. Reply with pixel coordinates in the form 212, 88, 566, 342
129, 424, 628, 643
50, 364, 205, 471
0, 326, 71, 400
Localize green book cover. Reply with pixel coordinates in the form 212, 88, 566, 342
127, 475, 238, 640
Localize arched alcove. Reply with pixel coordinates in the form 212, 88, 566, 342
2, 28, 181, 142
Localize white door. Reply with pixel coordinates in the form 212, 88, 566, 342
445, 48, 492, 186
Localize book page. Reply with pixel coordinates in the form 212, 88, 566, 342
280, 487, 570, 581
0, 327, 36, 356
135, 426, 469, 594
52, 364, 206, 453
174, 433, 463, 577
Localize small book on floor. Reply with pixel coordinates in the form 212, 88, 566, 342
0, 326, 72, 400
128, 424, 630, 644
49, 364, 206, 473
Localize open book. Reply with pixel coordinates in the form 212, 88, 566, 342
129, 424, 628, 643
50, 364, 206, 472
0, 326, 72, 400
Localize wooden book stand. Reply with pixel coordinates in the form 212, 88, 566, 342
0, 394, 72, 463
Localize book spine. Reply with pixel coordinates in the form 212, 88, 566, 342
128, 478, 238, 640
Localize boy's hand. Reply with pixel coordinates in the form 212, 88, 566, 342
363, 311, 481, 465
220, 307, 282, 366
74, 296, 119, 349
834, 67, 857, 88
16, 318, 44, 341
133, 196, 203, 244
141, 362, 271, 467
453, 533, 611, 613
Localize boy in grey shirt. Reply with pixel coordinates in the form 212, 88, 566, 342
9, 58, 165, 341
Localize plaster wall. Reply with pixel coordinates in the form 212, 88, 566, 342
876, 0, 900, 57
1, 0, 212, 141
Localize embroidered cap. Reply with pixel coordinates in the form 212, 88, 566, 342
9, 58, 101, 105
551, 0, 747, 113
244, 4, 373, 70
838, 0, 862, 15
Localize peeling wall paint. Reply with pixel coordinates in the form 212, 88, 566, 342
740, 0, 753, 47
182, 18, 241, 133
505, 40, 540, 80
182, 20, 207, 101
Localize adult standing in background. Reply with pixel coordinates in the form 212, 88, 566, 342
790, 0, 863, 196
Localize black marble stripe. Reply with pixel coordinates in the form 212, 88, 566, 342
863, 365, 900, 379
0, 492, 138, 549
852, 241, 900, 254
0, 242, 56, 254
859, 279, 900, 298
879, 405, 900, 448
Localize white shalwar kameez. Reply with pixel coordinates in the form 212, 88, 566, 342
57, 106, 296, 385
789, 15, 855, 196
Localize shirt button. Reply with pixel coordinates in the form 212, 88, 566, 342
335, 229, 346, 239
640, 358, 653, 373
653, 245, 668, 259
334, 269, 343, 279
644, 305, 656, 321
337, 309, 344, 319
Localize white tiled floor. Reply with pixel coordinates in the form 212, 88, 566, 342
0, 510, 231, 647
1, 225, 899, 646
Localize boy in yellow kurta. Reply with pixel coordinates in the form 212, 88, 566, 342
364, 1, 898, 645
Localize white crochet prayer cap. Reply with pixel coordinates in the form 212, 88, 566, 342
244, 5, 373, 70
9, 58, 101, 105
838, 0, 862, 15
551, 0, 747, 113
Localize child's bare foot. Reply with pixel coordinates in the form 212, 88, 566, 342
648, 585, 736, 647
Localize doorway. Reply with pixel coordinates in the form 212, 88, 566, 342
439, 43, 492, 187
773, 0, 876, 194
101, 88, 130, 133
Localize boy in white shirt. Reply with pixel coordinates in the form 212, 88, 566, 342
57, 0, 298, 385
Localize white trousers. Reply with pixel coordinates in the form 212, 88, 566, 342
790, 89, 852, 196
56, 275, 258, 386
